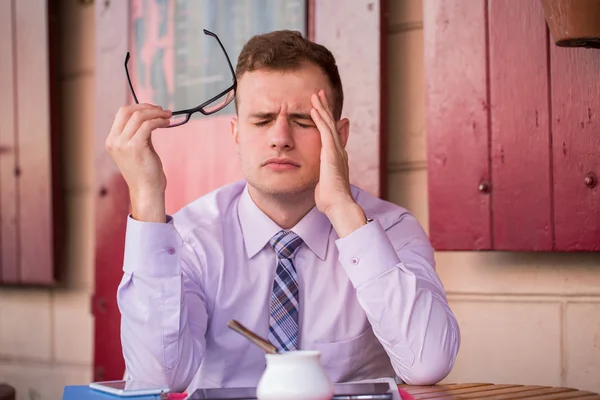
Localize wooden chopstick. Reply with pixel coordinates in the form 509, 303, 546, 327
227, 319, 279, 354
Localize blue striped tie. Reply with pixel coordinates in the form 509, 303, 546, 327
268, 230, 304, 352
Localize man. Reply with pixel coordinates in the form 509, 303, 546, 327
106, 30, 460, 393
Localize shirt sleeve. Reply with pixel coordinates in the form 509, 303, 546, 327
335, 216, 461, 385
117, 215, 208, 392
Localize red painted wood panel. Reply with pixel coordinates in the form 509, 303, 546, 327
488, 0, 553, 251
551, 45, 600, 251
0, 0, 58, 284
424, 0, 491, 250
94, 0, 129, 381
0, 0, 19, 283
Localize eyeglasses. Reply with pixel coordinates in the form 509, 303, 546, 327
124, 29, 237, 128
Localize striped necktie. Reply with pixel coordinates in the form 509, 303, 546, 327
268, 230, 304, 352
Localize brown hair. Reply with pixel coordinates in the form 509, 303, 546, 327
235, 30, 344, 120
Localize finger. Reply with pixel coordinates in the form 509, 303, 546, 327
310, 107, 336, 151
109, 103, 162, 139
122, 108, 173, 140
311, 93, 342, 150
318, 89, 335, 122
129, 117, 172, 147
311, 93, 335, 131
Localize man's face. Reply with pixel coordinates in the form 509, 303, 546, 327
230, 63, 344, 197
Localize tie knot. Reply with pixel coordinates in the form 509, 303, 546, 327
270, 230, 303, 259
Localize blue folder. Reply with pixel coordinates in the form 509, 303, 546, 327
62, 385, 165, 400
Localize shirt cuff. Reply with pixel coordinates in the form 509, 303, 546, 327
122, 214, 183, 277
335, 219, 400, 288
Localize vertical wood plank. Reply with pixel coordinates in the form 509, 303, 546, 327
0, 0, 19, 283
314, 0, 385, 198
94, 0, 129, 381
306, 0, 315, 41
488, 0, 552, 251
15, 0, 55, 283
551, 45, 600, 251
424, 0, 491, 250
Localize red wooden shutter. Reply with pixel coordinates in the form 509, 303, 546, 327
0, 0, 60, 284
424, 0, 599, 251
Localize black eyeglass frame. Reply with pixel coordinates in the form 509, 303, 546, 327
124, 29, 238, 128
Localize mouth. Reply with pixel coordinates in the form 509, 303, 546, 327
263, 158, 300, 170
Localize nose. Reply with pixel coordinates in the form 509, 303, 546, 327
268, 116, 294, 150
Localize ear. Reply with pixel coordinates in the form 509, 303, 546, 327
336, 118, 350, 148
230, 116, 240, 154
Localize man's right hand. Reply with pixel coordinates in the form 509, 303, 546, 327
105, 104, 172, 223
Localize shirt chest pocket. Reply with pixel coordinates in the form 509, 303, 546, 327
309, 326, 380, 368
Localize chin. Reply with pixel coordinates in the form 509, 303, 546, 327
247, 174, 317, 197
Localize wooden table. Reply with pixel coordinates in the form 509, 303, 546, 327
399, 383, 600, 399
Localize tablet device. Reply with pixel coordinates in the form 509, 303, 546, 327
89, 379, 170, 397
188, 382, 392, 399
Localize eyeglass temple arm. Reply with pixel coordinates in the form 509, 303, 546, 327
124, 52, 140, 104
203, 29, 237, 82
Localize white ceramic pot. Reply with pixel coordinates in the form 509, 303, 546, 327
256, 350, 333, 400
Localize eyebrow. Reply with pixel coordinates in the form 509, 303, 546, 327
250, 112, 313, 120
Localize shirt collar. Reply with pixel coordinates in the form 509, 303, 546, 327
237, 184, 332, 260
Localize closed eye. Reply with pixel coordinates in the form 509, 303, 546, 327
254, 121, 270, 127
295, 121, 314, 129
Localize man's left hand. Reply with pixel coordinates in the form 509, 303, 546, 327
311, 89, 367, 238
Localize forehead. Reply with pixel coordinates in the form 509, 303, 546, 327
236, 64, 332, 113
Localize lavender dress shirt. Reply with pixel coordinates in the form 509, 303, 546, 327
117, 180, 460, 392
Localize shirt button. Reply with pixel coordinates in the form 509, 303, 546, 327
351, 257, 359, 265
167, 247, 176, 255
